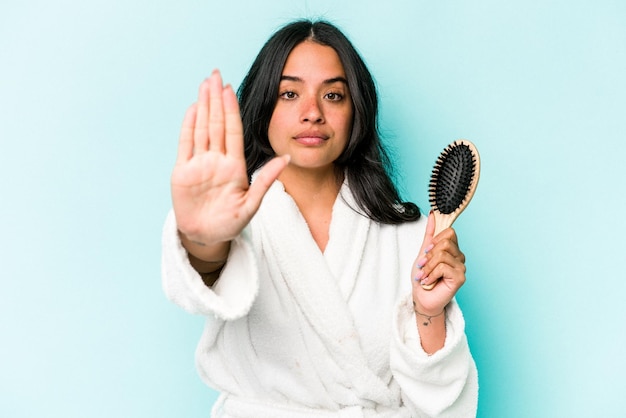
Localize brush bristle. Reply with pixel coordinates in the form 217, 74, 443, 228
429, 142, 476, 215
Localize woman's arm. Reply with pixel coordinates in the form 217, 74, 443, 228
181, 235, 230, 287
410, 212, 467, 354
390, 297, 478, 417
170, 70, 288, 285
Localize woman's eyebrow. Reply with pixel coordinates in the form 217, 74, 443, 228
280, 75, 302, 82
280, 75, 348, 85
323, 76, 348, 85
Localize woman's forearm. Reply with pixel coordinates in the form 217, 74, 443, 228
414, 306, 446, 354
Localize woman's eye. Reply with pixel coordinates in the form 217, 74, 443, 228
280, 91, 297, 99
325, 92, 343, 101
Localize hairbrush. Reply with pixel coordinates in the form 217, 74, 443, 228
422, 139, 480, 290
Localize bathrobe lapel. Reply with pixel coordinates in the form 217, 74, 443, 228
323, 188, 370, 301
257, 181, 395, 405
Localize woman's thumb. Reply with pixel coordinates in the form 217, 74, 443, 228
245, 155, 290, 212
420, 211, 436, 252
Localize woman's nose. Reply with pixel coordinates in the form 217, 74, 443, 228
300, 96, 324, 123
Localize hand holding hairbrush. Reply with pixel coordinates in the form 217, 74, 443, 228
421, 140, 481, 290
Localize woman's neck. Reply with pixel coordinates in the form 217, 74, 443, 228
278, 165, 343, 252
279, 165, 341, 203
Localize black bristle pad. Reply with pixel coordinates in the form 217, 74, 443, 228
429, 142, 476, 214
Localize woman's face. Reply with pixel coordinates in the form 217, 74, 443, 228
268, 41, 353, 174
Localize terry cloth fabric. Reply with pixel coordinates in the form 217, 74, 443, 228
162, 179, 478, 417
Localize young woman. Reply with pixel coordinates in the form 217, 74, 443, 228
163, 20, 478, 417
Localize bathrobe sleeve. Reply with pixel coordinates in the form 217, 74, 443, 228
390, 294, 479, 417
161, 210, 260, 321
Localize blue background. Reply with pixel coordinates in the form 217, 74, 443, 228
1, 1, 625, 417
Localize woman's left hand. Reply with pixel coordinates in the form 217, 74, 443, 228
411, 212, 467, 317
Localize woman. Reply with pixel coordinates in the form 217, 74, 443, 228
163, 20, 478, 417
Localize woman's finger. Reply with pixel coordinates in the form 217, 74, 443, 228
245, 155, 290, 215
223, 84, 244, 160
421, 261, 466, 289
417, 212, 436, 290
427, 249, 466, 273
208, 71, 226, 153
430, 235, 465, 262
176, 104, 197, 164
417, 212, 436, 257
193, 79, 210, 154
416, 237, 465, 285
432, 227, 459, 247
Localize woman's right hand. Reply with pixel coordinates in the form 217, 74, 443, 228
171, 70, 289, 262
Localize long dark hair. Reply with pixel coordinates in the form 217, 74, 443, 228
238, 19, 420, 224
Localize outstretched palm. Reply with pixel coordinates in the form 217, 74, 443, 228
171, 71, 288, 256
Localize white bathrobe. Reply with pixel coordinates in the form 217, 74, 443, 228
162, 179, 478, 418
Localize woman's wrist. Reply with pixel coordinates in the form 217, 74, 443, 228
413, 301, 446, 326
180, 234, 230, 288
412, 301, 447, 354
179, 231, 231, 286
412, 300, 447, 317
179, 231, 230, 264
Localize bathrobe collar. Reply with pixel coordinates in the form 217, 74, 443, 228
255, 178, 396, 405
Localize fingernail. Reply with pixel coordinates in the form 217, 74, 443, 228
424, 244, 434, 254
415, 270, 425, 281
417, 257, 428, 268
421, 277, 429, 285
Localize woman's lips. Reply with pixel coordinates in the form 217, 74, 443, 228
294, 131, 329, 146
